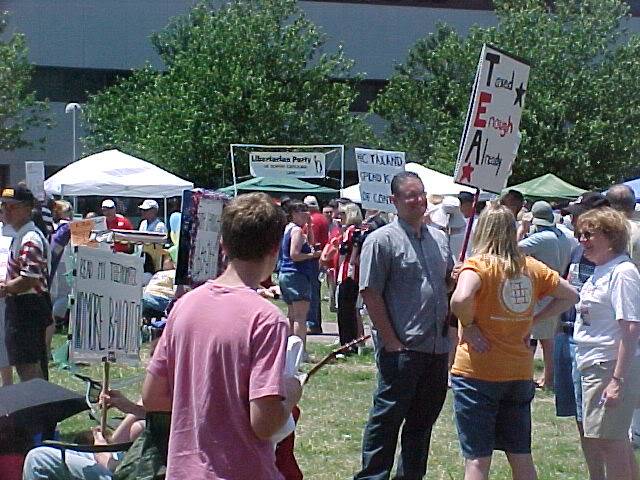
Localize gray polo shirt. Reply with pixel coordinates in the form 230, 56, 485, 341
359, 218, 454, 354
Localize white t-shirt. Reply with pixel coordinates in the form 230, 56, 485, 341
574, 255, 640, 370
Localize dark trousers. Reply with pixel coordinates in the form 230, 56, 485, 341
306, 273, 322, 330
355, 350, 448, 480
337, 278, 359, 346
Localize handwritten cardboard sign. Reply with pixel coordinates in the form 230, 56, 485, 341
69, 247, 144, 364
355, 148, 406, 213
454, 45, 530, 193
249, 151, 326, 178
70, 216, 107, 247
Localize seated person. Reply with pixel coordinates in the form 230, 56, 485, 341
23, 389, 145, 480
141, 251, 176, 320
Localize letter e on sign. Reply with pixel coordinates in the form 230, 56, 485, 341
473, 92, 492, 128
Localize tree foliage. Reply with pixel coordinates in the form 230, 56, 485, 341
373, 0, 640, 188
0, 11, 48, 151
83, 0, 371, 187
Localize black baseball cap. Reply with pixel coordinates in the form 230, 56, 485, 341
562, 192, 609, 216
0, 185, 35, 204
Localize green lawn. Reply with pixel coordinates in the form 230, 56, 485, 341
48, 332, 596, 479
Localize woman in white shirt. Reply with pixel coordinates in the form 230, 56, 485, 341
574, 207, 640, 479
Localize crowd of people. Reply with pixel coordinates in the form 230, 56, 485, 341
2, 172, 640, 479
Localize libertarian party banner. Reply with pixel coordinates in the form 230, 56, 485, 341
454, 45, 530, 193
69, 247, 144, 364
355, 148, 405, 213
176, 190, 226, 286
249, 151, 326, 178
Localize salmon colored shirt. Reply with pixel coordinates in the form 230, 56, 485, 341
451, 256, 559, 382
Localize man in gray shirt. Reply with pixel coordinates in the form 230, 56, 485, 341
518, 200, 573, 390
355, 172, 453, 480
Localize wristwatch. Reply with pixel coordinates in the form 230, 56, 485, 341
612, 376, 625, 385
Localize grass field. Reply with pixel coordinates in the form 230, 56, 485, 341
49, 331, 598, 480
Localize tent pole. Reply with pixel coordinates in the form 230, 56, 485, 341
230, 144, 238, 197
163, 197, 168, 226
340, 145, 345, 192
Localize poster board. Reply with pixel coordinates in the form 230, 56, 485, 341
176, 190, 226, 286
25, 161, 45, 202
70, 216, 108, 247
454, 45, 530, 193
355, 148, 406, 213
249, 151, 326, 178
69, 247, 144, 364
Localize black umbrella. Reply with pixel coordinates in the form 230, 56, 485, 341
0, 379, 88, 453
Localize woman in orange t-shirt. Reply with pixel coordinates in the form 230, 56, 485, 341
450, 204, 578, 480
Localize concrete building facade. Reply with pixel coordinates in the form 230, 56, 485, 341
1, 0, 639, 186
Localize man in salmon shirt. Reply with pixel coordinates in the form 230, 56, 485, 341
142, 192, 302, 479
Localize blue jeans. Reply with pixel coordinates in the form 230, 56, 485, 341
142, 294, 171, 319
23, 446, 114, 479
306, 273, 322, 330
451, 376, 535, 459
554, 331, 578, 417
355, 349, 448, 480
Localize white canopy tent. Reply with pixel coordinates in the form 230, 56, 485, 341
341, 162, 496, 203
44, 149, 194, 198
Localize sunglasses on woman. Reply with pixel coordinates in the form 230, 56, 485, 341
578, 230, 597, 241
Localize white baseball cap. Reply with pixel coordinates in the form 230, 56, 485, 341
101, 199, 116, 209
139, 199, 159, 210
303, 195, 319, 209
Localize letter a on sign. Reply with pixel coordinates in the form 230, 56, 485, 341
454, 45, 530, 193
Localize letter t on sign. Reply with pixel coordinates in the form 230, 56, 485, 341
473, 92, 492, 128
485, 52, 500, 87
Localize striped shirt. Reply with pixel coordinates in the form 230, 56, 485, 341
7, 221, 50, 295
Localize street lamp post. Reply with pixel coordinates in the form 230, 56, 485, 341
64, 103, 82, 161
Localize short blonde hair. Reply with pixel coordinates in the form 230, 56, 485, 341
576, 207, 629, 254
340, 203, 363, 227
52, 200, 72, 218
473, 204, 524, 278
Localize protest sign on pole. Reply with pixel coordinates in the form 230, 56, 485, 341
249, 151, 326, 178
355, 148, 405, 213
454, 45, 530, 194
25, 161, 45, 202
176, 190, 226, 286
69, 247, 144, 364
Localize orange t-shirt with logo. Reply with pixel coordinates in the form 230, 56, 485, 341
451, 256, 560, 382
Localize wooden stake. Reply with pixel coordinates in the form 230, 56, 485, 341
100, 359, 110, 434
458, 188, 480, 262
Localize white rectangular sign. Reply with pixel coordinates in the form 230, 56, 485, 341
25, 161, 45, 202
249, 151, 326, 178
454, 45, 530, 193
69, 247, 144, 364
355, 148, 405, 213
190, 195, 223, 285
